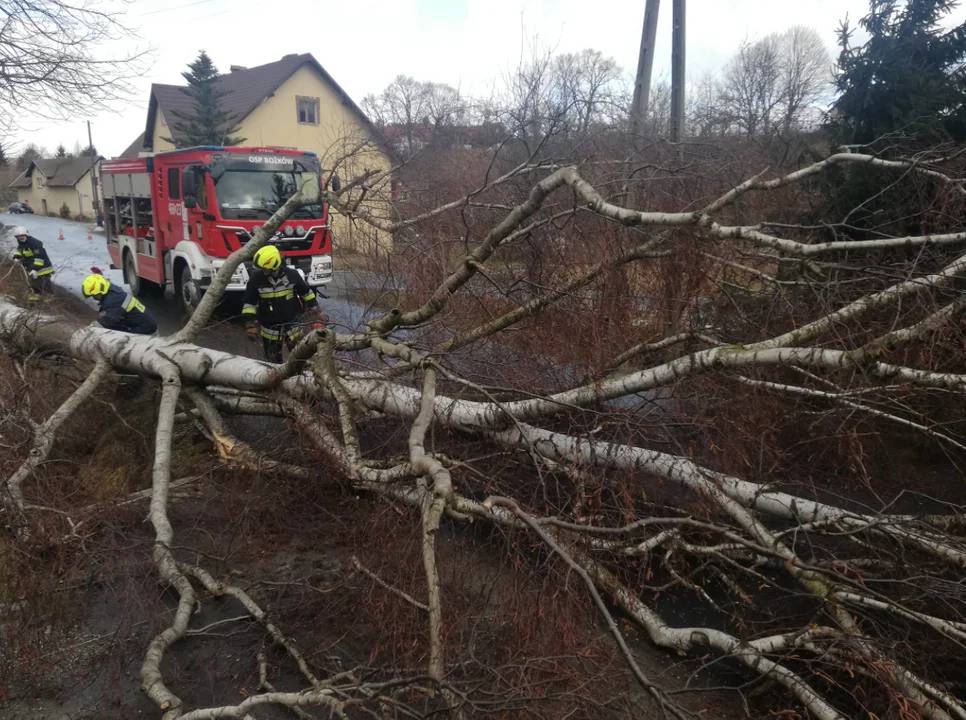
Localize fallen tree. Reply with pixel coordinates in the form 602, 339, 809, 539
4, 142, 966, 718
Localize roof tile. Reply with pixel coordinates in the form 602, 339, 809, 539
119, 132, 146, 159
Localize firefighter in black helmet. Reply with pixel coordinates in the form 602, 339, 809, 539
242, 245, 325, 362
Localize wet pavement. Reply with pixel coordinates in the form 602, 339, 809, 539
0, 212, 398, 358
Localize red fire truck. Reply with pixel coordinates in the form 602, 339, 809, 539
100, 145, 334, 313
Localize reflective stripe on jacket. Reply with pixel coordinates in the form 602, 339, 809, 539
13, 236, 53, 276
242, 266, 318, 328
96, 285, 158, 335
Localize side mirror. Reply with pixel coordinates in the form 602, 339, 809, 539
184, 197, 197, 209
330, 174, 341, 193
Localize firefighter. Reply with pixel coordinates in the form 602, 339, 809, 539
81, 274, 159, 335
243, 245, 325, 362
11, 226, 54, 302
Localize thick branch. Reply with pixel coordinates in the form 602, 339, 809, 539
5, 358, 112, 510
140, 363, 193, 718
409, 367, 450, 688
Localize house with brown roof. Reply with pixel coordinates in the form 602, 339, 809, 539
121, 53, 392, 250
11, 157, 99, 219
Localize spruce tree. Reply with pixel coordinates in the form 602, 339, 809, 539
17, 144, 43, 170
55, 144, 68, 158
829, 0, 966, 146
163, 51, 246, 148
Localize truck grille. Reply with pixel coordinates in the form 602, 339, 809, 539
242, 256, 313, 274
273, 237, 313, 251
235, 230, 313, 251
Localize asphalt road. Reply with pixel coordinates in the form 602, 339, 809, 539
136, 270, 388, 355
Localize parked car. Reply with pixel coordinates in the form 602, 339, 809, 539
7, 202, 34, 214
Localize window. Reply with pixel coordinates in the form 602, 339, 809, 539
297, 96, 320, 125
214, 170, 322, 220
167, 167, 180, 200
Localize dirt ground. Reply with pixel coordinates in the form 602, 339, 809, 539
0, 266, 770, 719
0, 378, 749, 719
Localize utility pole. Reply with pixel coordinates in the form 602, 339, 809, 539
87, 120, 101, 224
630, 0, 661, 135
670, 0, 686, 143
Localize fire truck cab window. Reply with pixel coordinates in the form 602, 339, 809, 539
214, 168, 323, 221
297, 96, 319, 125
167, 168, 180, 200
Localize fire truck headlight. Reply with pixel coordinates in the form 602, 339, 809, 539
284, 226, 294, 237
296, 225, 306, 236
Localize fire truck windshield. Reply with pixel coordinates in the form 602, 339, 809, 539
214, 170, 323, 221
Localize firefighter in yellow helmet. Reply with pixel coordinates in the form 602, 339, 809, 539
242, 245, 325, 362
82, 273, 158, 334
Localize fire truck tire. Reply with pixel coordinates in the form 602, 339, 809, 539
178, 264, 201, 315
123, 252, 141, 296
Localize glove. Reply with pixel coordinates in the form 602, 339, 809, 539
28, 270, 38, 279
312, 311, 329, 330
246, 325, 259, 342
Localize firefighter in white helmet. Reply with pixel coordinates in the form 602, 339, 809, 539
11, 226, 54, 302
242, 245, 325, 362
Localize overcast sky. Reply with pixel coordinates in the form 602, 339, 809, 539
14, 0, 966, 158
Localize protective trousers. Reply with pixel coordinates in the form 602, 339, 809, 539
260, 324, 304, 363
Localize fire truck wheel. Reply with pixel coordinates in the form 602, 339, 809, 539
178, 264, 201, 315
123, 252, 141, 296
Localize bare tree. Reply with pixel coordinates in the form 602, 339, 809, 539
775, 25, 832, 133
423, 81, 467, 131
687, 72, 726, 137
363, 76, 470, 156
0, 0, 146, 135
720, 26, 831, 137
499, 42, 559, 150
550, 49, 625, 135
641, 78, 672, 136
363, 75, 431, 156
721, 34, 784, 136
496, 43, 628, 150
363, 47, 624, 155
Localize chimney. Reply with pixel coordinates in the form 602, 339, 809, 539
230, 65, 247, 72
